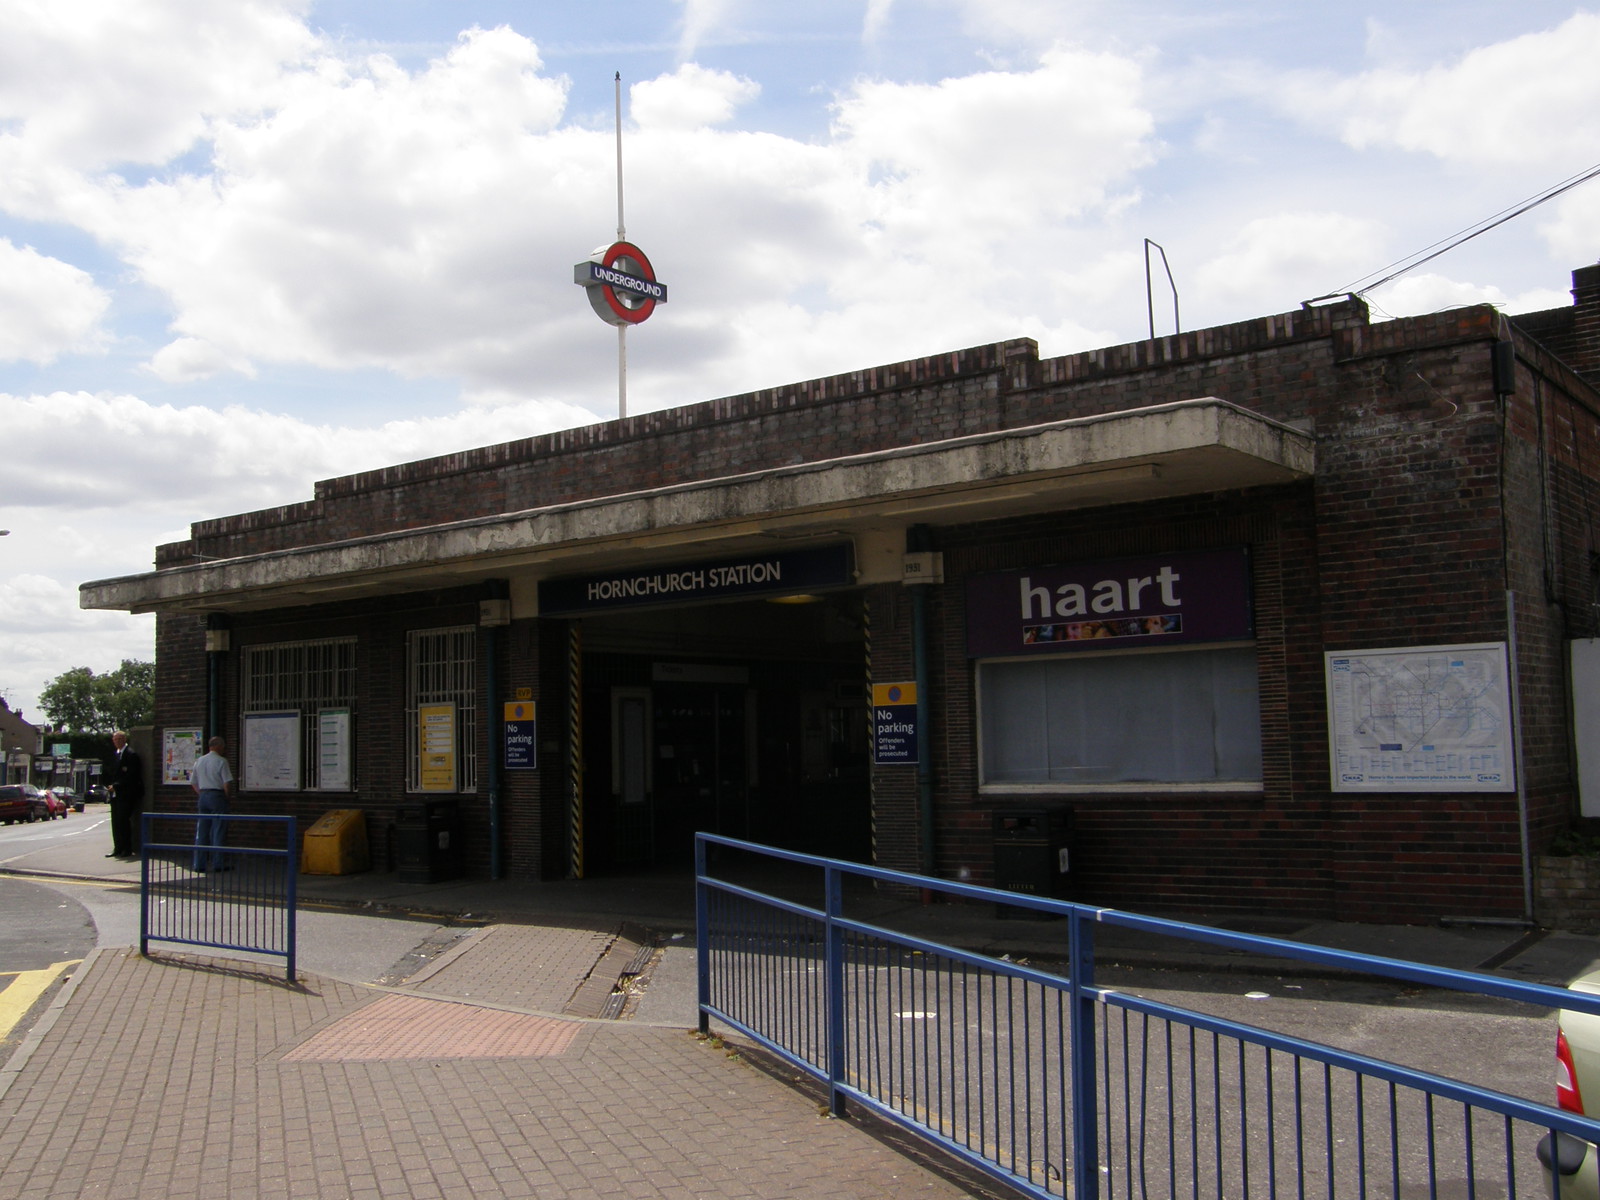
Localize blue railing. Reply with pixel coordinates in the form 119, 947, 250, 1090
139, 813, 298, 981
695, 834, 1600, 1200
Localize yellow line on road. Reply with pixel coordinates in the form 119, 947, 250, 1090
0, 960, 81, 1041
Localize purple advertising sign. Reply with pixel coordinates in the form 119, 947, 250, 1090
965, 547, 1252, 658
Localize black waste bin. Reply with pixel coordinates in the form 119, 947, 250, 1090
992, 808, 1073, 914
396, 799, 460, 883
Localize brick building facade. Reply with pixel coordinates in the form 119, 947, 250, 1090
84, 264, 1600, 924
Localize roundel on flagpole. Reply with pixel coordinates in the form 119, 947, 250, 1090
573, 241, 669, 326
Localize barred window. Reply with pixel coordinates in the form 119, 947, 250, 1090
240, 637, 358, 790
406, 626, 477, 793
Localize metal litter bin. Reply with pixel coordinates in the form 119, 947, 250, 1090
396, 799, 460, 883
992, 808, 1073, 913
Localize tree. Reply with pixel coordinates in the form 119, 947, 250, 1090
37, 660, 154, 733
38, 667, 97, 732
96, 659, 155, 732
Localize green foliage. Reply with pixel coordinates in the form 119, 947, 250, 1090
37, 660, 154, 734
38, 667, 97, 732
98, 659, 155, 732
1548, 828, 1600, 857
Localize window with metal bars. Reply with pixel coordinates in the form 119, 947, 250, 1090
405, 626, 477, 792
240, 637, 358, 790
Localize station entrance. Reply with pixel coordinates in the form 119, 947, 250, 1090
575, 591, 872, 874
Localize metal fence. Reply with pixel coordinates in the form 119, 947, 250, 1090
140, 813, 298, 981
695, 833, 1600, 1200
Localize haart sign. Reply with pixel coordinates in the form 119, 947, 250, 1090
964, 547, 1253, 657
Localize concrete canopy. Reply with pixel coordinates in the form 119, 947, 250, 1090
80, 397, 1314, 617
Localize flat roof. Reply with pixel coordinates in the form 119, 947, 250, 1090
81, 398, 1314, 615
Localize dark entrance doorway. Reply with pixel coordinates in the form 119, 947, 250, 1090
577, 594, 870, 873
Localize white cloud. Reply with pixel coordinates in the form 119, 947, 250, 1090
0, 238, 109, 362
1196, 212, 1388, 309
0, 384, 599, 715
146, 336, 256, 382
631, 63, 759, 130
3, 2, 1600, 717
0, 0, 315, 180
676, 0, 742, 61
1539, 186, 1600, 267
1363, 273, 1525, 320
0, 572, 155, 721
939, 0, 1085, 47
832, 43, 1154, 239
1284, 12, 1600, 168
0, 21, 1165, 415
862, 0, 895, 42
0, 388, 602, 516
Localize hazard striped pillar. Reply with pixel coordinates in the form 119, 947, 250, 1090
568, 621, 584, 880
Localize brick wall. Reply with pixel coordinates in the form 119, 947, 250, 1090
1537, 854, 1600, 931
158, 302, 1378, 567
144, 286, 1600, 918
156, 587, 543, 875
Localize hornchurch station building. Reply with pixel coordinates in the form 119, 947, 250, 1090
83, 263, 1600, 926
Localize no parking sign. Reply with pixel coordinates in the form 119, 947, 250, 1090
872, 682, 918, 765
504, 701, 537, 770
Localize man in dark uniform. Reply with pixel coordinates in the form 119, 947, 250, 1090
106, 729, 144, 858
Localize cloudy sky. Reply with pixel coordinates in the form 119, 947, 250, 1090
2, 0, 1599, 722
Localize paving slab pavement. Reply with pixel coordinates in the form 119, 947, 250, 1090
0, 945, 991, 1200
11, 817, 1600, 992
9, 817, 1600, 1198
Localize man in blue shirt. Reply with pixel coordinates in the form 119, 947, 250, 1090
189, 736, 235, 872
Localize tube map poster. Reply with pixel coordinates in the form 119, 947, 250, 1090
1325, 642, 1514, 792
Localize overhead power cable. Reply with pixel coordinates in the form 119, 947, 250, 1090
1305, 160, 1600, 305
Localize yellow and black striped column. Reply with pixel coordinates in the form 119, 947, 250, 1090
568, 621, 584, 880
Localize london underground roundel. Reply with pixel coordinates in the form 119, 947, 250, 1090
573, 241, 668, 326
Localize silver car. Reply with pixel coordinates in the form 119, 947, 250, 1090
1542, 975, 1600, 1197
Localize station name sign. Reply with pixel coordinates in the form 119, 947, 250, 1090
575, 261, 667, 302
964, 547, 1252, 657
539, 543, 855, 616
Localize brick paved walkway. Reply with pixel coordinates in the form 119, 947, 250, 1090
0, 938, 983, 1199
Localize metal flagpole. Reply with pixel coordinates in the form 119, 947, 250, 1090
615, 72, 627, 419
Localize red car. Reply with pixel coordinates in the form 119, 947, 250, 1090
40, 788, 77, 818
0, 783, 45, 824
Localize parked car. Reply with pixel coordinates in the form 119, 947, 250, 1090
1540, 973, 1600, 1197
86, 784, 109, 804
0, 783, 44, 824
43, 787, 80, 815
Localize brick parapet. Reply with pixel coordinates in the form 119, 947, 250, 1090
140, 277, 1600, 917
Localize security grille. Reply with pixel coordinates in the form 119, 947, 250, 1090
406, 626, 477, 792
241, 637, 357, 790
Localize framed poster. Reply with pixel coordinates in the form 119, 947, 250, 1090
162, 728, 203, 785
1325, 642, 1514, 792
318, 708, 352, 791
418, 702, 457, 792
244, 710, 302, 791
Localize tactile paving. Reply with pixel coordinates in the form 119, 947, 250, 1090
282, 992, 580, 1061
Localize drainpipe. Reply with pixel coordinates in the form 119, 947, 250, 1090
480, 582, 511, 880
1508, 589, 1532, 922
203, 614, 230, 743
905, 526, 942, 885
1493, 341, 1534, 923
